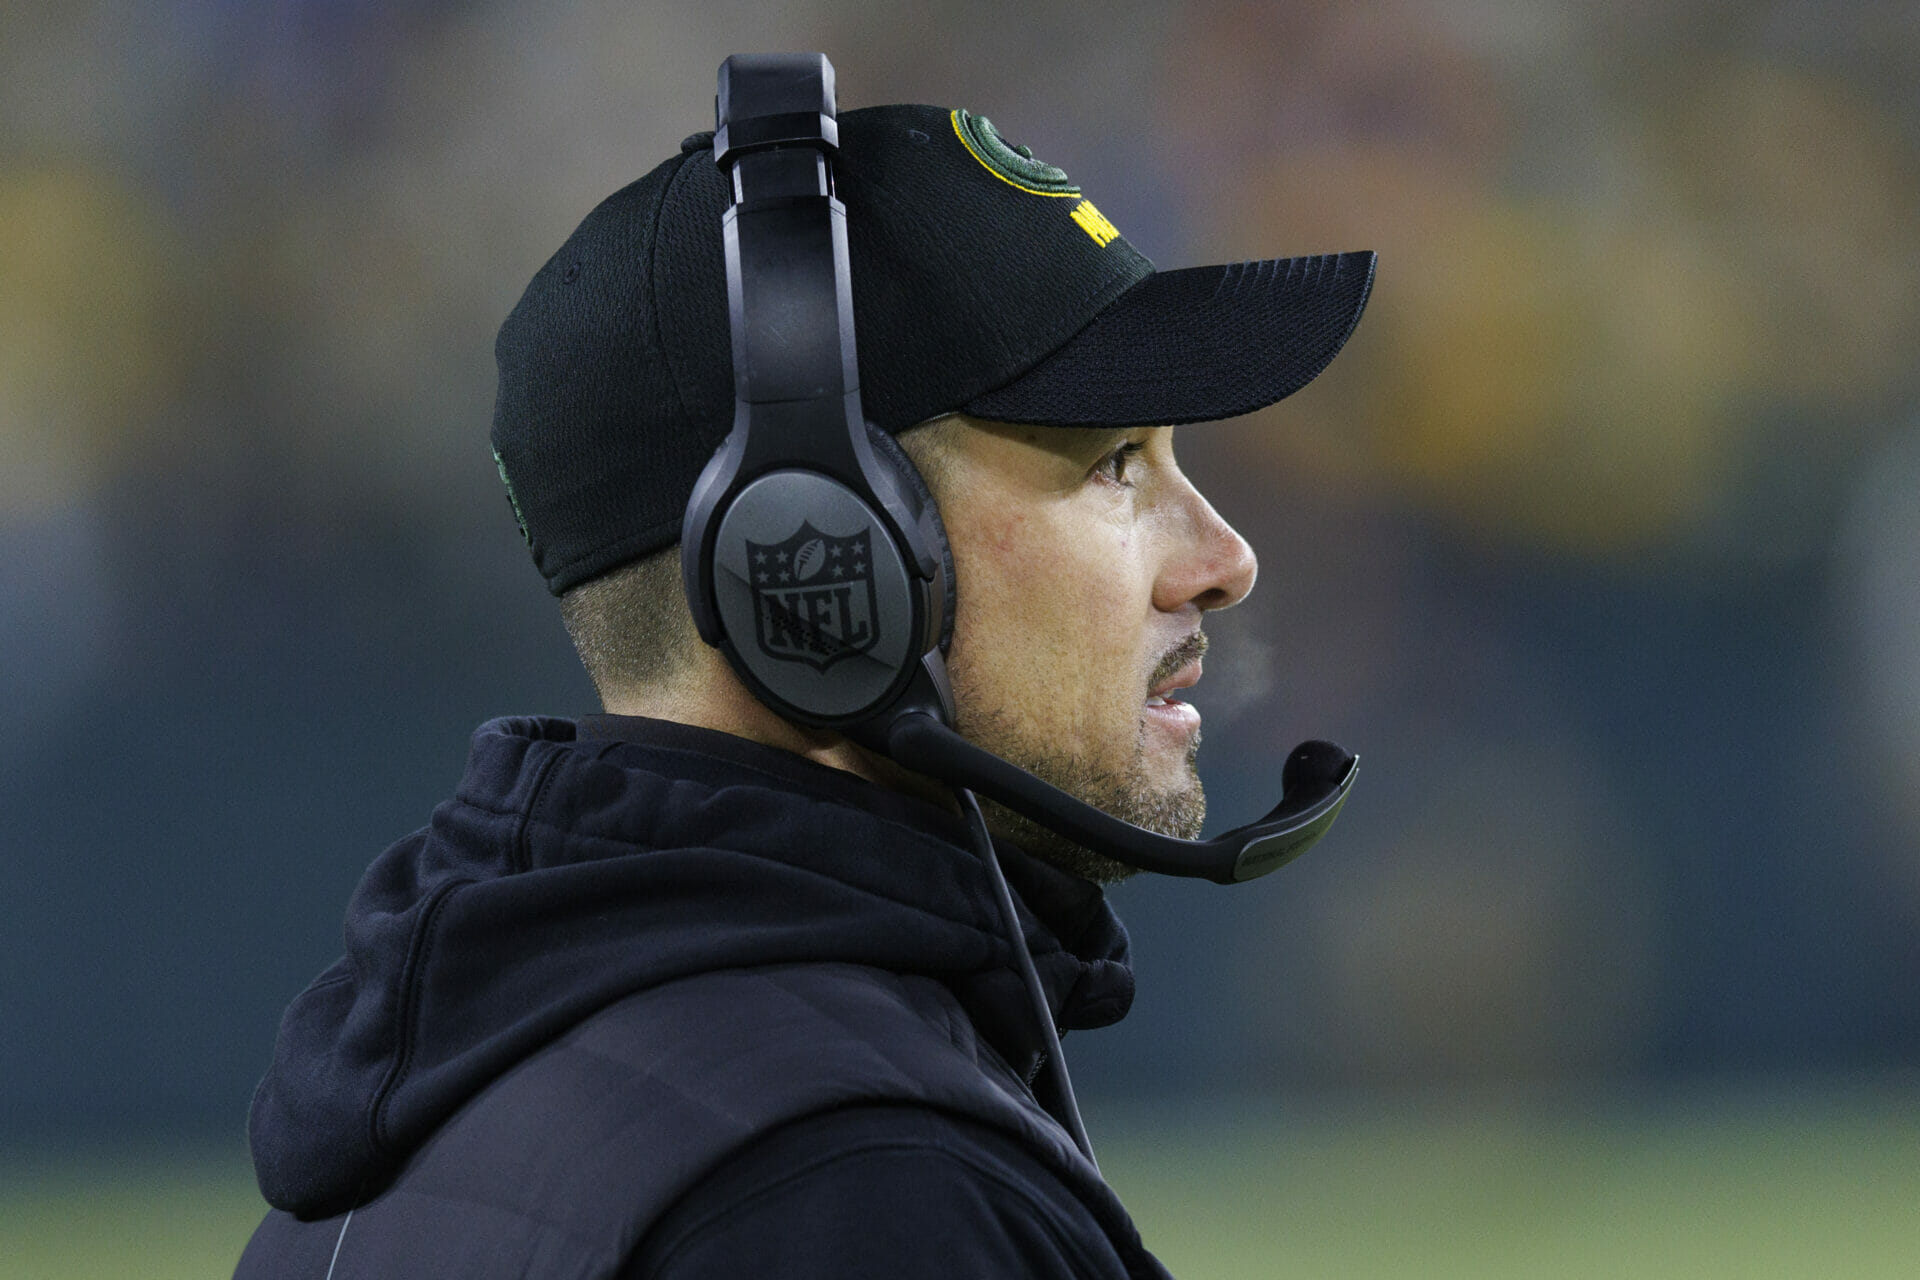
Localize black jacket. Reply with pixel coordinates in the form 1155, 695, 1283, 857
237, 715, 1171, 1278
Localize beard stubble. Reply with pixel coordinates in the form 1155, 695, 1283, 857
953, 634, 1210, 885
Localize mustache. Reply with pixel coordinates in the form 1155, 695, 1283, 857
1148, 631, 1209, 692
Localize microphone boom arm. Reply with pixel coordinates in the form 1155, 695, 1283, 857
883, 711, 1356, 884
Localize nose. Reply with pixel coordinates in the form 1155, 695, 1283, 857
1155, 478, 1258, 615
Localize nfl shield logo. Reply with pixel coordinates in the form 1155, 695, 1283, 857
747, 522, 881, 671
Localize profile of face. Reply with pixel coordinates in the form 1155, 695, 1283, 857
928, 419, 1259, 883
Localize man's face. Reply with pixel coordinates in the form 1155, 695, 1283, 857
928, 418, 1258, 882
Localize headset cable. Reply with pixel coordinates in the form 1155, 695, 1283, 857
956, 786, 1099, 1173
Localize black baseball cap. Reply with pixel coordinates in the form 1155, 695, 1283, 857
491, 103, 1375, 595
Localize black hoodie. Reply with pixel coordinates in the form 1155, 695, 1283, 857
237, 715, 1170, 1278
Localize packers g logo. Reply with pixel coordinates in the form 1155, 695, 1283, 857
951, 108, 1123, 248
952, 108, 1080, 195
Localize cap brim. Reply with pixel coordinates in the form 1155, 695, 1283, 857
961, 250, 1376, 428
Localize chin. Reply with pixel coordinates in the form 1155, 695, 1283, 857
1139, 724, 1204, 786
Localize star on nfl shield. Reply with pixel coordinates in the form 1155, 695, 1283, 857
747, 523, 880, 671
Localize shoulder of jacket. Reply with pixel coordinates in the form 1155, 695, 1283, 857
631, 1103, 1130, 1280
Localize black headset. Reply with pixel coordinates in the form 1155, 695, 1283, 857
681, 52, 1359, 888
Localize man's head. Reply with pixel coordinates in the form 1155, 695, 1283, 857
495, 99, 1371, 880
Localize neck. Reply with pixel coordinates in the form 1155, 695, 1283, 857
602, 651, 959, 815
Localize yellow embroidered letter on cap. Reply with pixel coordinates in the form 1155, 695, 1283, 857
1069, 199, 1121, 247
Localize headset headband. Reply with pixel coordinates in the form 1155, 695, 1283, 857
681, 54, 954, 734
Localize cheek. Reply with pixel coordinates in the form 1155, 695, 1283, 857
950, 514, 1055, 661
950, 513, 1146, 713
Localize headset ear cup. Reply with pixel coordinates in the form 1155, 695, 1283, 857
865, 421, 956, 656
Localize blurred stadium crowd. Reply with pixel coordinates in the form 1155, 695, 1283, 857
4, 0, 1916, 1147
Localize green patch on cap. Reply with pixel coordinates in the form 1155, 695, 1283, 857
951, 109, 1080, 197
492, 446, 531, 546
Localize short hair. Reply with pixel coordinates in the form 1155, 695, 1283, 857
557, 545, 696, 703
559, 415, 968, 706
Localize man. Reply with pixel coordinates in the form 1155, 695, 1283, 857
237, 86, 1371, 1278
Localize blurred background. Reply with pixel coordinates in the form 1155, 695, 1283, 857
4, 0, 1917, 1275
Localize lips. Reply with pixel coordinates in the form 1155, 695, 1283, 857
1146, 660, 1202, 705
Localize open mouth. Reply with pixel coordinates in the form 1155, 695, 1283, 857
1142, 633, 1208, 738
1143, 656, 1203, 736
1147, 659, 1202, 705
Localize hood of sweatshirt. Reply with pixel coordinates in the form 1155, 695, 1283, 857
247, 714, 1134, 1217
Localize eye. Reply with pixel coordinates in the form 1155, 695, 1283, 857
1096, 440, 1146, 488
